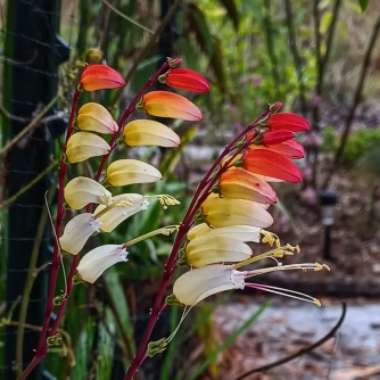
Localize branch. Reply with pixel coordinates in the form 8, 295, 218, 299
234, 302, 347, 380
323, 16, 380, 188
0, 96, 58, 157
284, 0, 307, 114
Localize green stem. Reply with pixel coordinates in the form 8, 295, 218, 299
124, 226, 179, 248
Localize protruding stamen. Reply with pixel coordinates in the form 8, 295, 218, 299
244, 262, 329, 277
261, 230, 281, 247
246, 282, 322, 307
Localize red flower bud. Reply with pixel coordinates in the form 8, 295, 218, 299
262, 130, 294, 145
165, 68, 210, 93
268, 112, 310, 133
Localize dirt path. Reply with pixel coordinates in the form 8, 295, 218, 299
212, 298, 380, 380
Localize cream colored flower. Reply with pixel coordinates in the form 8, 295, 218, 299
66, 132, 110, 163
124, 119, 180, 147
173, 265, 245, 306
94, 193, 148, 232
64, 176, 112, 209
59, 213, 100, 255
202, 193, 273, 228
106, 159, 162, 186
77, 102, 118, 134
77, 244, 128, 284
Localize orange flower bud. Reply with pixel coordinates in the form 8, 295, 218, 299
142, 91, 202, 121
80, 64, 126, 91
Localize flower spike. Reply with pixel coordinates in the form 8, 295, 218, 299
142, 91, 202, 121
80, 64, 126, 91
164, 68, 210, 93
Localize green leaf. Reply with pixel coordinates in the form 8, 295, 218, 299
358, 0, 369, 11
187, 301, 270, 380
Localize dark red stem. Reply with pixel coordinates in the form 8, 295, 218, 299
124, 107, 272, 380
19, 88, 81, 380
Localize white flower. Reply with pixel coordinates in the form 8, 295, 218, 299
77, 244, 128, 284
173, 264, 245, 306
59, 213, 100, 255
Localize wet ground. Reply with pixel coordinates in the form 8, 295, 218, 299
212, 297, 380, 380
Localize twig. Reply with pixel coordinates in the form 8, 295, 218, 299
284, 0, 307, 114
0, 160, 58, 209
0, 96, 58, 157
323, 16, 380, 188
234, 302, 347, 379
101, 0, 154, 34
111, 0, 181, 107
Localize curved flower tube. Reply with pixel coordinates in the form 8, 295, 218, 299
165, 68, 210, 93
59, 213, 100, 255
267, 112, 310, 133
94, 193, 148, 232
187, 223, 262, 242
142, 91, 202, 121
77, 102, 118, 134
202, 193, 273, 228
107, 159, 162, 186
244, 149, 303, 183
64, 176, 112, 210
80, 64, 126, 91
77, 244, 128, 284
186, 236, 251, 267
123, 119, 180, 147
220, 167, 277, 204
66, 132, 110, 163
173, 265, 245, 306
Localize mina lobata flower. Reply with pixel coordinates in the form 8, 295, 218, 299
106, 159, 162, 187
59, 213, 101, 255
77, 244, 128, 284
66, 132, 110, 163
267, 112, 310, 133
64, 176, 112, 210
80, 64, 126, 91
164, 68, 210, 93
94, 193, 148, 232
250, 138, 305, 159
173, 264, 246, 306
243, 148, 303, 183
220, 167, 277, 204
123, 119, 180, 147
142, 91, 202, 121
202, 193, 273, 228
186, 235, 252, 267
77, 102, 118, 134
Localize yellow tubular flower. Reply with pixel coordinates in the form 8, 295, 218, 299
106, 159, 162, 186
94, 193, 148, 232
64, 176, 112, 210
77, 244, 128, 284
187, 223, 262, 242
124, 119, 180, 147
173, 265, 245, 306
59, 213, 100, 255
186, 236, 251, 267
202, 193, 273, 228
77, 102, 118, 134
66, 132, 110, 163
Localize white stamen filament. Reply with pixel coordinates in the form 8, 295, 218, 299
246, 283, 321, 306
